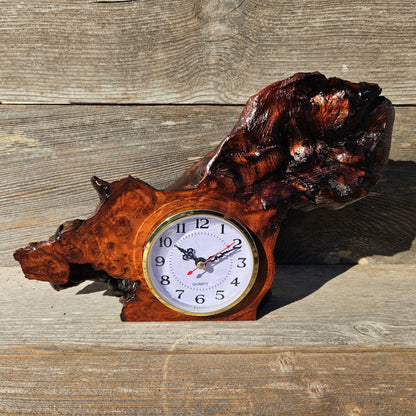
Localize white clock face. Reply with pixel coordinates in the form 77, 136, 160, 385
143, 210, 259, 316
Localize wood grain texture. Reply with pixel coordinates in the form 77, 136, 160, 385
0, 349, 414, 416
0, 0, 415, 104
1, 265, 415, 415
1, 265, 415, 350
2, 105, 415, 266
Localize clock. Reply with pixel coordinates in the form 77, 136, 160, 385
142, 210, 259, 316
13, 73, 394, 321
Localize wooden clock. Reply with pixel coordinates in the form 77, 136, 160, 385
14, 72, 394, 321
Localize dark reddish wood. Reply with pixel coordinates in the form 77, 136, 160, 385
13, 72, 394, 321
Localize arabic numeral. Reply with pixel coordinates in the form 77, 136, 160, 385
195, 294, 205, 304
176, 223, 186, 233
160, 275, 170, 285
159, 237, 172, 248
237, 258, 247, 268
176, 290, 184, 299
233, 238, 242, 249
195, 218, 209, 229
155, 256, 165, 266
230, 277, 240, 287
215, 290, 225, 300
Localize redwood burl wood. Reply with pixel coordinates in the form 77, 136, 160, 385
14, 72, 394, 321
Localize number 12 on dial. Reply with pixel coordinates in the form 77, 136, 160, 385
142, 210, 259, 316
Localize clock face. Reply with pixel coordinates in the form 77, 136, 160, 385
142, 210, 259, 316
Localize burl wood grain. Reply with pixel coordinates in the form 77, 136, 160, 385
13, 72, 394, 321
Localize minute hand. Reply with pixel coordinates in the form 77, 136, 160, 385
186, 241, 236, 276
207, 245, 238, 263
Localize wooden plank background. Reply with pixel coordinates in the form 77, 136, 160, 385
0, 0, 415, 105
2, 265, 416, 350
1, 1, 415, 415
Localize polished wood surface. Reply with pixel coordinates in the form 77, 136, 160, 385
13, 73, 394, 321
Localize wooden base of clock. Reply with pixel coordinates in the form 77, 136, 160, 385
13, 72, 394, 321
119, 184, 279, 321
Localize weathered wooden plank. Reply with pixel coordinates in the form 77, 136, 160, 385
0, 1, 415, 104
0, 105, 238, 266
0, 349, 414, 416
1, 105, 415, 266
1, 264, 415, 414
1, 265, 415, 351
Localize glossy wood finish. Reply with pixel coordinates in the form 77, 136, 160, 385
13, 73, 394, 321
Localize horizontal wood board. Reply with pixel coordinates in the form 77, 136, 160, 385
2, 105, 415, 266
1, 265, 415, 351
1, 264, 415, 415
0, 0, 415, 104
0, 349, 414, 416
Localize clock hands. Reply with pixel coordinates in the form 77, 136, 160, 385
207, 245, 238, 263
187, 241, 237, 276
176, 240, 240, 276
174, 245, 197, 261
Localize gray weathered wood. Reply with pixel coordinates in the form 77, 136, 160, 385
1, 265, 415, 415
1, 265, 415, 351
0, 349, 414, 416
0, 1, 415, 104
2, 105, 415, 266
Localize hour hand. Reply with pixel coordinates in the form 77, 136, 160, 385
174, 245, 197, 261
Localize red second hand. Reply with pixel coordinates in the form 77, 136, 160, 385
187, 241, 236, 276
